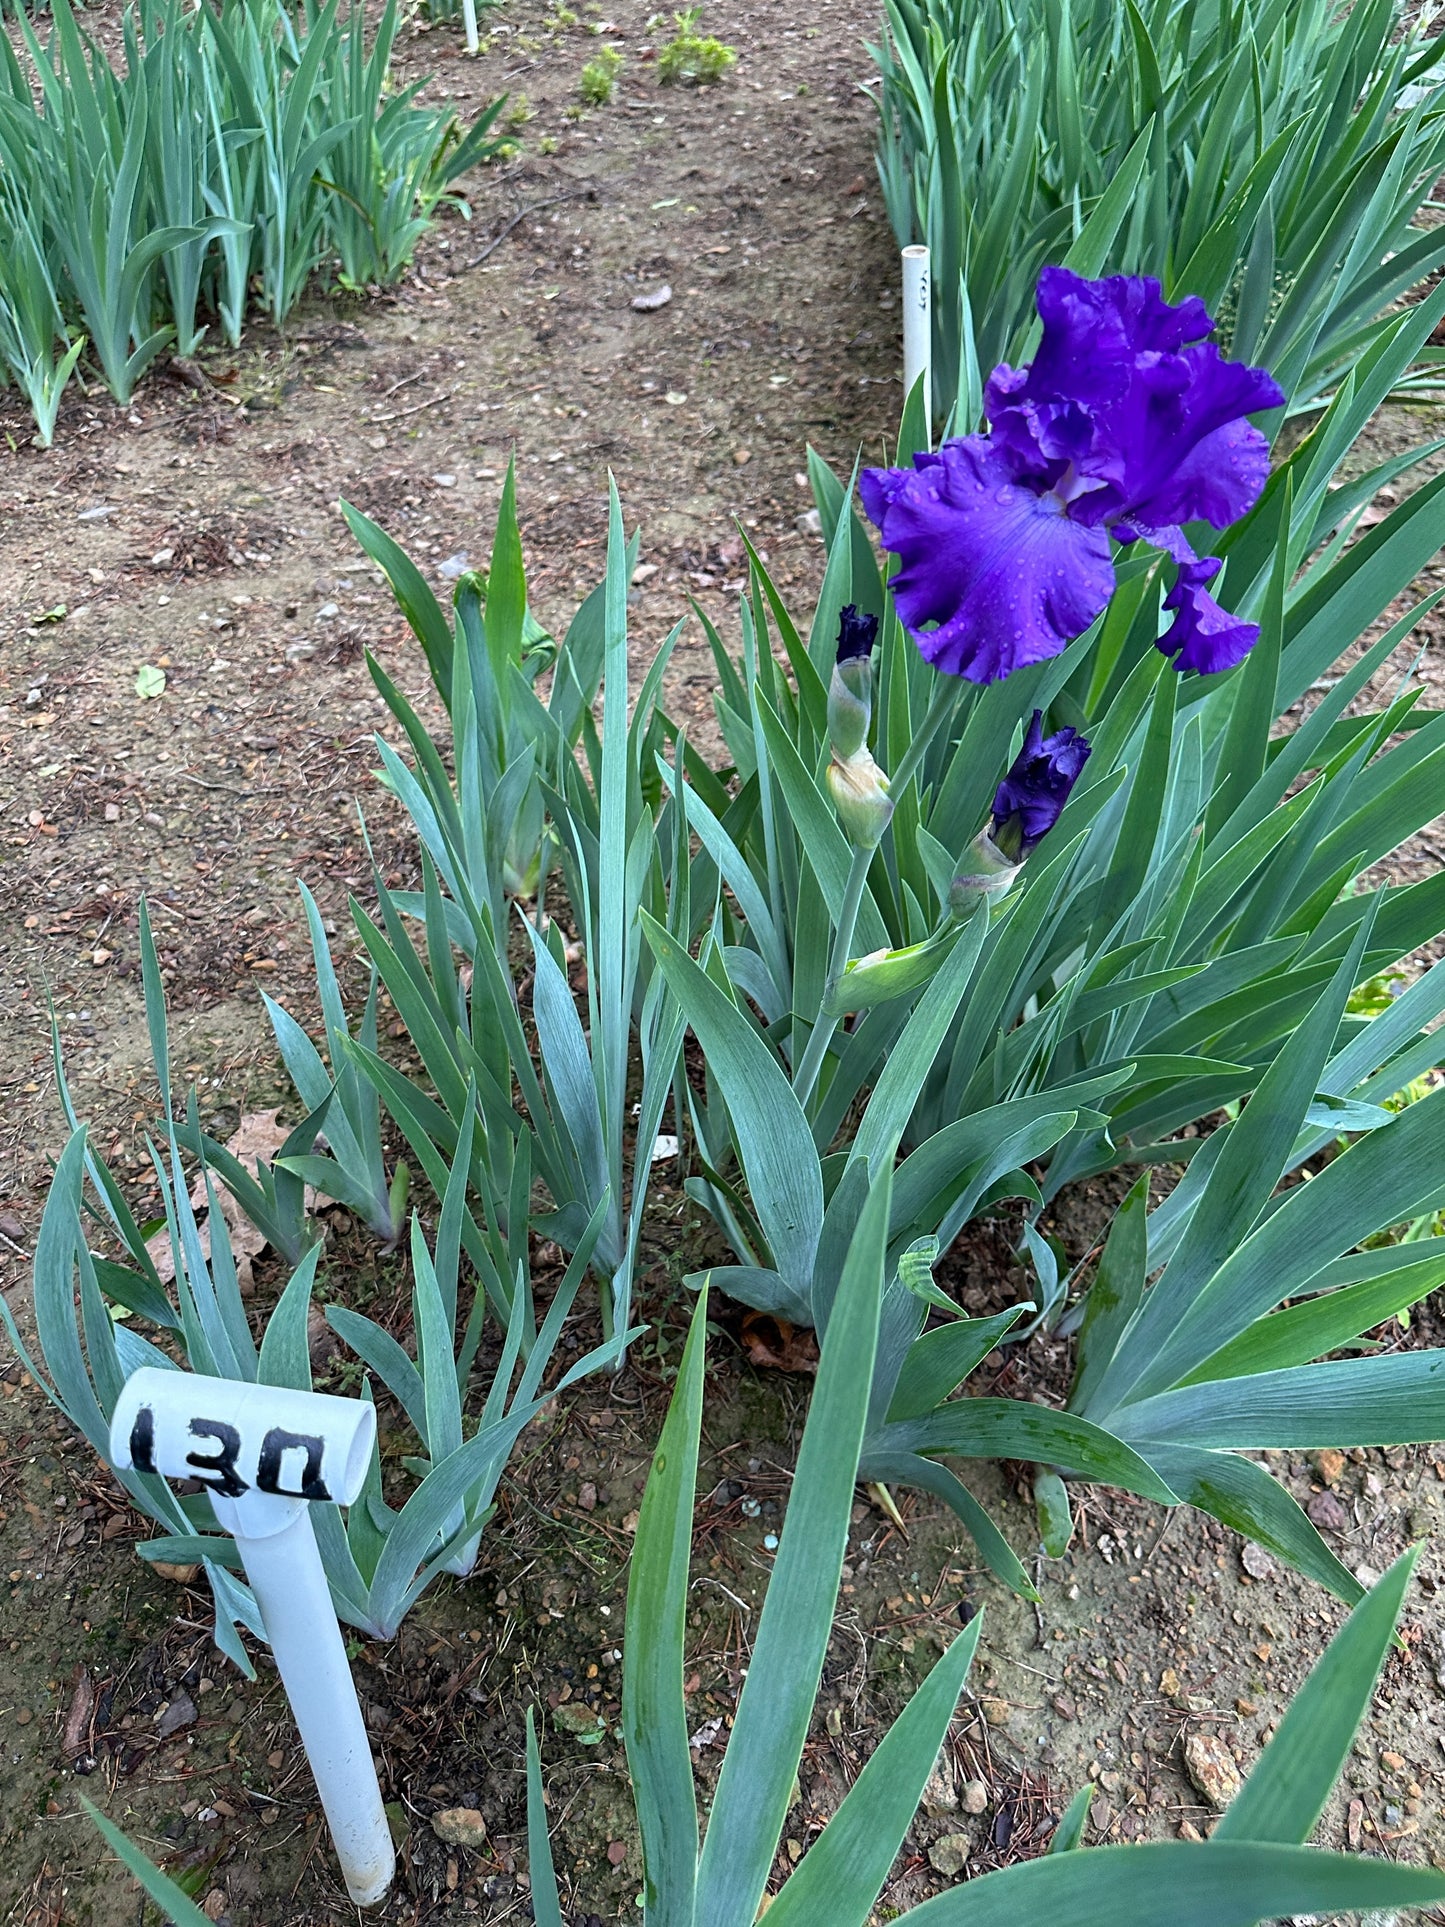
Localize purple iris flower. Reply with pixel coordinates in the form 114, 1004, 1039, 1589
861, 268, 1285, 685
990, 710, 1091, 861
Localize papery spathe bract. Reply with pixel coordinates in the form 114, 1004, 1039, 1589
948, 829, 1021, 912
826, 924, 962, 1013
862, 268, 1284, 684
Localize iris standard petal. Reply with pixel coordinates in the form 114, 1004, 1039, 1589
1097, 346, 1284, 528
986, 365, 1096, 480
1028, 267, 1214, 408
862, 438, 1114, 684
1129, 412, 1275, 532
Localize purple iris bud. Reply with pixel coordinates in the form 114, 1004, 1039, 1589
989, 710, 1091, 861
829, 604, 881, 760
836, 603, 879, 664
862, 268, 1285, 685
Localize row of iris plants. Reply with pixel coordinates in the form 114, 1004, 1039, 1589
0, 0, 504, 443
23, 248, 1445, 1915
871, 0, 1445, 428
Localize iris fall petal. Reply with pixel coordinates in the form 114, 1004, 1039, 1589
1158, 555, 1260, 676
862, 438, 1114, 685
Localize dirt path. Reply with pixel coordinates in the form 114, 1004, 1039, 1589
4, 4, 1445, 1923
0, 0, 896, 1215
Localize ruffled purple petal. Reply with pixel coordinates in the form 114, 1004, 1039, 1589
861, 437, 1115, 685
1089, 346, 1283, 528
1158, 554, 1258, 675
1129, 412, 1274, 531
986, 362, 1096, 481
1028, 268, 1214, 408
1112, 518, 1194, 564
996, 269, 1282, 533
859, 462, 913, 527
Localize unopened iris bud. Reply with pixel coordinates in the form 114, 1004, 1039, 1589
827, 747, 893, 850
824, 922, 959, 1014
948, 711, 1091, 913
827, 603, 879, 761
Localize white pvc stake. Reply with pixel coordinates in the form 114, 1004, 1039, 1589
111, 1371, 396, 1909
902, 243, 932, 447
461, 0, 479, 55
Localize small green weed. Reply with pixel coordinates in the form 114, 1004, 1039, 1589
1338, 972, 1445, 1251
580, 46, 623, 103
656, 7, 736, 84
1347, 969, 1407, 1020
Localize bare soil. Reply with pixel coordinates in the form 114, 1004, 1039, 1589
4, 2, 1445, 1923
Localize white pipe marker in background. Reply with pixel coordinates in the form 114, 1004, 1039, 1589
110, 1370, 396, 1908
902, 243, 932, 446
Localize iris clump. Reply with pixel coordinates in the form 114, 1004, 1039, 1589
861, 268, 1284, 684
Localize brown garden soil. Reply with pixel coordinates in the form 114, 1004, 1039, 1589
6, 1, 1445, 1922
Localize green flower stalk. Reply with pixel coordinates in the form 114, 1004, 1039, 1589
794, 607, 891, 1105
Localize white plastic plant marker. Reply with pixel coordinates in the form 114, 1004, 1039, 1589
110, 1369, 396, 1907
902, 243, 932, 446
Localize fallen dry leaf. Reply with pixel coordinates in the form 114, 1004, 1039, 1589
151, 1560, 201, 1584
155, 1691, 198, 1738
738, 1310, 819, 1375
308, 1304, 342, 1372
217, 1107, 292, 1171
62, 1665, 94, 1760
146, 1108, 296, 1288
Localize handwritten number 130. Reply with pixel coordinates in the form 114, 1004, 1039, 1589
128, 1406, 333, 1502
